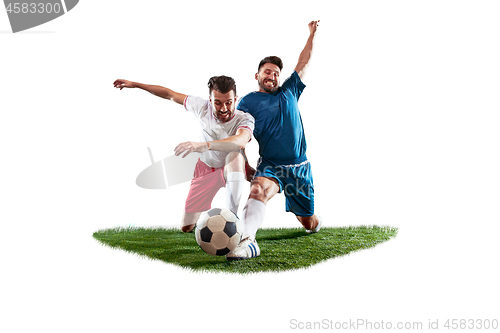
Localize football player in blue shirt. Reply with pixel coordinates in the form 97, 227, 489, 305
227, 21, 322, 260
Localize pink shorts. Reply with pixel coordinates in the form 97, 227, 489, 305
184, 159, 226, 214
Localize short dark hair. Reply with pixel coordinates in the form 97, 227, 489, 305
208, 75, 237, 95
258, 56, 283, 72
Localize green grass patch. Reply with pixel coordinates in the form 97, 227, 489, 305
93, 226, 398, 274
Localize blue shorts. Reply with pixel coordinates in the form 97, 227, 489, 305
254, 156, 314, 217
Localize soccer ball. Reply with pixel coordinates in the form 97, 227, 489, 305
195, 208, 243, 256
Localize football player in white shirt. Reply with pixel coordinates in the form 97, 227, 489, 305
113, 76, 255, 233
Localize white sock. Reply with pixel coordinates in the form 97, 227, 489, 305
226, 172, 246, 215
242, 198, 267, 240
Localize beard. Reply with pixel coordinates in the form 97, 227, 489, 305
258, 78, 278, 93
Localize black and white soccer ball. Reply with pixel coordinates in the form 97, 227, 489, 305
195, 208, 243, 256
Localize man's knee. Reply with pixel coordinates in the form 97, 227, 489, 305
225, 151, 245, 169
249, 182, 263, 199
249, 177, 279, 202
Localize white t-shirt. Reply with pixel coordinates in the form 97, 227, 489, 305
184, 95, 255, 168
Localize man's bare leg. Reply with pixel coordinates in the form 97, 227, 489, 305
180, 212, 201, 233
296, 214, 321, 232
240, 176, 280, 240
226, 176, 280, 260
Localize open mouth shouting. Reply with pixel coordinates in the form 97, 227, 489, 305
265, 79, 275, 87
259, 77, 278, 92
217, 110, 231, 121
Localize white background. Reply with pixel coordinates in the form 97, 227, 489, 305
1, 0, 499, 332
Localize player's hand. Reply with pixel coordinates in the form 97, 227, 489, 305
113, 79, 135, 90
174, 141, 208, 158
308, 20, 319, 35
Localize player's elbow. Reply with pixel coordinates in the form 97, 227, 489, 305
236, 132, 251, 150
230, 138, 247, 151
236, 141, 246, 150
295, 64, 309, 80
228, 142, 245, 152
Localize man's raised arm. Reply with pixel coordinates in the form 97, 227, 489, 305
294, 20, 320, 80
113, 79, 187, 105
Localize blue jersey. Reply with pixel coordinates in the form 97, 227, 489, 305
237, 71, 307, 165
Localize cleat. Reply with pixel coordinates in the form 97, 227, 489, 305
306, 216, 322, 233
226, 237, 260, 261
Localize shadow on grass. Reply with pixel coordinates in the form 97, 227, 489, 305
257, 228, 310, 241
93, 226, 398, 274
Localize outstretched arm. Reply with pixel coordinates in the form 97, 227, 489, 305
113, 79, 187, 105
294, 20, 320, 80
174, 128, 251, 157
